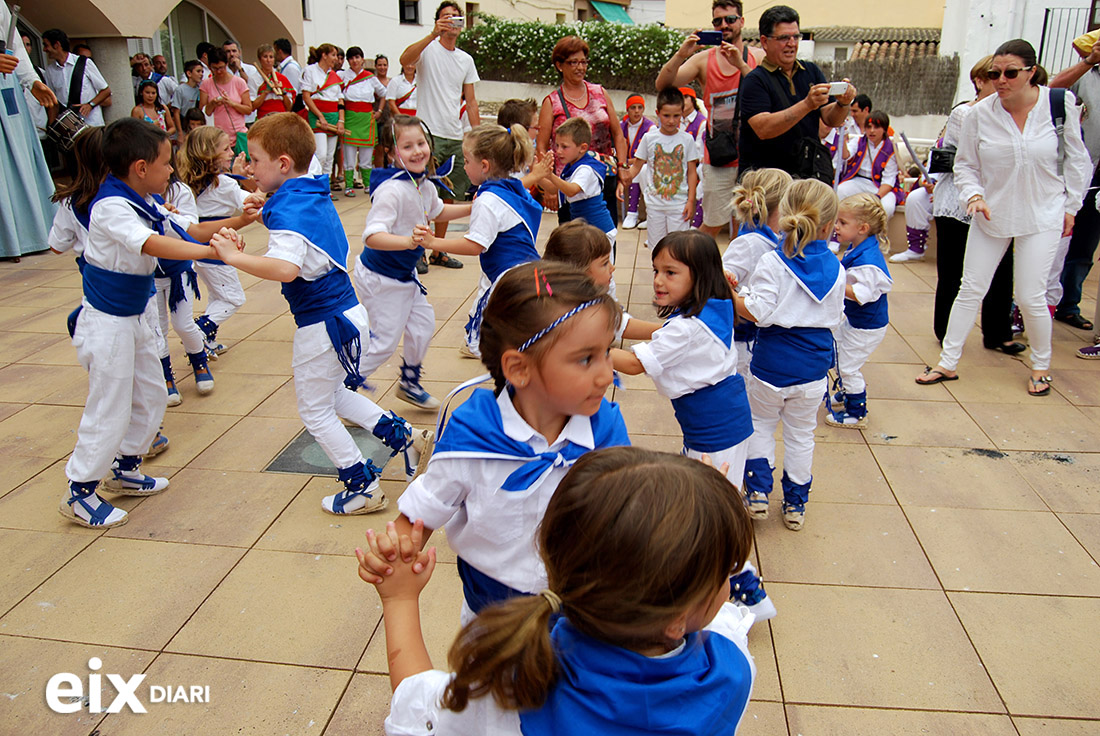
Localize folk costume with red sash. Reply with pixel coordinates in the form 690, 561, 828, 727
303, 68, 343, 132
342, 69, 384, 148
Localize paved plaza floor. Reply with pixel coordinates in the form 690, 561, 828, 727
0, 194, 1098, 735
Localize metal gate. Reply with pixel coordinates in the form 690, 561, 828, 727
1039, 6, 1091, 75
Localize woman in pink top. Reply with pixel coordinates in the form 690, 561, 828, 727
536, 36, 629, 225
199, 47, 251, 155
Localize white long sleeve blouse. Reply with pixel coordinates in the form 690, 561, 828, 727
953, 86, 1091, 238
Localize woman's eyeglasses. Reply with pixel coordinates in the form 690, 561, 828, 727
562, 59, 589, 67
712, 14, 741, 27
986, 66, 1033, 80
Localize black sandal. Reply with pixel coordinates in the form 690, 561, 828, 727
1055, 313, 1094, 330
429, 252, 464, 269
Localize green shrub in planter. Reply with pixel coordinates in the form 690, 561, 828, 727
458, 15, 686, 91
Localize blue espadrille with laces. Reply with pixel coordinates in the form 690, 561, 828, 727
322, 460, 386, 515
59, 480, 128, 528
102, 454, 169, 496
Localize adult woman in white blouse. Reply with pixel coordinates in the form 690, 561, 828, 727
917, 39, 1091, 396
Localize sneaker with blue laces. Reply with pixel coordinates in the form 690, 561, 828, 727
102, 455, 170, 496
144, 431, 170, 459
60, 480, 128, 528
188, 351, 214, 395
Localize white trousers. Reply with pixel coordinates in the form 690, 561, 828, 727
194, 261, 246, 326
154, 276, 205, 357
66, 302, 168, 483
643, 203, 691, 249
836, 179, 897, 220
342, 144, 373, 170
734, 338, 752, 381
465, 272, 493, 352
315, 132, 337, 176
834, 322, 887, 394
940, 227, 1060, 372
904, 186, 933, 232
1046, 235, 1072, 307
295, 344, 387, 470
685, 440, 748, 490
352, 261, 435, 377
745, 376, 826, 486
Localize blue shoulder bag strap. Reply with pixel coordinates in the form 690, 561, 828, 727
1050, 87, 1066, 178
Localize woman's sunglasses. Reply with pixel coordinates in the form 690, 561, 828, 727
986, 66, 1033, 80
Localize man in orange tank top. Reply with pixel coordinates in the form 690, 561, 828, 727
657, 0, 764, 237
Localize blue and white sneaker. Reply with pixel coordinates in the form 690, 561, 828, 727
60, 480, 128, 528
188, 352, 214, 395
103, 455, 169, 496
166, 377, 182, 407
730, 562, 777, 621
398, 362, 441, 410
322, 461, 386, 515
144, 431, 170, 459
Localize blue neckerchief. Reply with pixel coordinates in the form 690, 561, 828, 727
473, 178, 542, 283
92, 175, 165, 233
263, 174, 351, 271
519, 617, 753, 736
737, 222, 782, 244
840, 235, 891, 330
71, 199, 93, 232
841, 234, 891, 278
560, 152, 607, 184
692, 299, 734, 350
368, 155, 455, 198
432, 388, 630, 492
773, 240, 841, 302
475, 177, 543, 243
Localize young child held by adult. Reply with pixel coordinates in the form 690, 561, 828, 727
620, 93, 655, 230
542, 220, 660, 341
735, 179, 846, 531
836, 110, 903, 220
417, 123, 542, 359
179, 126, 255, 358
61, 119, 246, 529
360, 447, 757, 735
339, 46, 387, 197
724, 168, 793, 378
624, 87, 699, 249
538, 117, 618, 253
827, 193, 893, 428
356, 115, 473, 410
358, 262, 630, 624
210, 113, 431, 516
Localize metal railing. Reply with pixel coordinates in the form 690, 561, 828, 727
1039, 7, 1091, 76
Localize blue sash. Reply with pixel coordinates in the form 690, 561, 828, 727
751, 325, 833, 387
519, 617, 753, 736
737, 222, 782, 243
774, 239, 841, 302
475, 178, 541, 283
560, 153, 614, 233
82, 261, 154, 317
456, 557, 526, 615
671, 374, 753, 452
841, 235, 890, 330
282, 268, 365, 390
433, 388, 630, 493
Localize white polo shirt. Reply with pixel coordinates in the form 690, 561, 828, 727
45, 52, 109, 126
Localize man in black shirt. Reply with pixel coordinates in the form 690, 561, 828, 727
738, 5, 855, 176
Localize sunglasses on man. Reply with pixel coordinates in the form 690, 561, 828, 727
712, 14, 741, 27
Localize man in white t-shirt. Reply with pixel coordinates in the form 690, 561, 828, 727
224, 40, 260, 124
400, 1, 480, 268
42, 28, 111, 127
274, 38, 302, 93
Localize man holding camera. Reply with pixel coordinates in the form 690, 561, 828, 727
738, 5, 855, 179
400, 0, 480, 268
657, 0, 763, 237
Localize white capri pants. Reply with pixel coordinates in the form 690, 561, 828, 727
465, 272, 493, 353
834, 322, 887, 394
745, 376, 827, 487
65, 302, 167, 483
315, 132, 338, 176
194, 261, 246, 326
701, 162, 739, 229
154, 276, 205, 357
352, 261, 435, 376
685, 440, 748, 490
904, 186, 933, 232
939, 226, 1060, 372
343, 144, 373, 170
836, 178, 897, 220
644, 203, 691, 249
295, 343, 387, 470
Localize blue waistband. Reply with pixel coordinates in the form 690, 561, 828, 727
358, 245, 424, 284
456, 557, 525, 614
82, 261, 154, 317
670, 373, 753, 453
844, 295, 889, 330
750, 325, 834, 387
567, 194, 615, 233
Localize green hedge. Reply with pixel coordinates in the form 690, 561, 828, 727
457, 15, 685, 91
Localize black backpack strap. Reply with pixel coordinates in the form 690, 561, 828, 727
1050, 86, 1066, 178
68, 54, 88, 110
557, 88, 572, 119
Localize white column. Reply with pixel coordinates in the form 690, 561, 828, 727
87, 37, 134, 124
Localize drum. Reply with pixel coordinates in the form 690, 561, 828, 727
46, 108, 91, 151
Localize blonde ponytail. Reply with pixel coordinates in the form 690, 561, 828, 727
465, 123, 533, 178
779, 178, 838, 257
731, 168, 792, 228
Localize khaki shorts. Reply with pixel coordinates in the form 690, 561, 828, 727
701, 162, 740, 228
433, 135, 471, 200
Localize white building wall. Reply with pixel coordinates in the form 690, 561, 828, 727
627, 0, 665, 25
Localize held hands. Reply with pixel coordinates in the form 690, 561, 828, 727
530, 150, 553, 181
724, 269, 739, 292
356, 519, 437, 598
412, 224, 435, 250
210, 227, 244, 261
243, 192, 266, 215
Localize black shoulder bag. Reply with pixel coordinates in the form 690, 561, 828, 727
762, 67, 834, 183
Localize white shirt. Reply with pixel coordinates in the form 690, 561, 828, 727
341, 69, 387, 104
383, 602, 756, 736
86, 195, 191, 275
397, 389, 596, 594
362, 178, 445, 241
634, 128, 699, 208
195, 175, 247, 219
386, 75, 417, 113
278, 56, 303, 93
845, 137, 898, 188
563, 165, 602, 203
843, 246, 893, 307
165, 181, 199, 223
157, 74, 179, 109
742, 250, 845, 331
415, 39, 479, 140
633, 312, 739, 400
723, 230, 778, 288
48, 201, 87, 256
464, 191, 522, 253
954, 86, 1091, 238
301, 63, 343, 102
235, 62, 260, 123
44, 52, 109, 126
